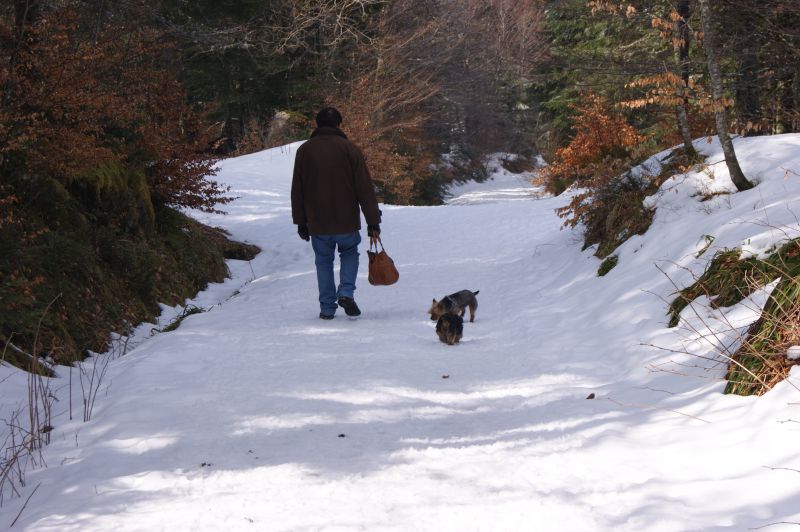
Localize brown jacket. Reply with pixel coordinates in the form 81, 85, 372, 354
291, 127, 381, 235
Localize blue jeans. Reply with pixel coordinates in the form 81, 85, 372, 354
311, 231, 361, 315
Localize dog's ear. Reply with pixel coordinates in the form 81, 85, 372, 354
432, 298, 437, 304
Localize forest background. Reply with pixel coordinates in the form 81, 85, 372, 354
1, 0, 799, 370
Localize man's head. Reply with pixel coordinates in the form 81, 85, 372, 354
316, 107, 342, 128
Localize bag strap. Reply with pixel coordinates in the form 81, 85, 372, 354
369, 235, 385, 252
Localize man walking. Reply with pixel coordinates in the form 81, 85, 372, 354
291, 107, 382, 319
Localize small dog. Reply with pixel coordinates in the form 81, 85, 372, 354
436, 313, 463, 345
429, 289, 479, 323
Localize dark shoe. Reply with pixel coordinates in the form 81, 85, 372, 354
319, 312, 334, 320
337, 296, 361, 317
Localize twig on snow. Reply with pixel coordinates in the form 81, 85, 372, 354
763, 465, 800, 474
604, 396, 711, 424
9, 482, 40, 527
749, 521, 800, 530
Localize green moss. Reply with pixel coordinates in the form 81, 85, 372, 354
0, 176, 259, 368
597, 255, 619, 276
79, 161, 128, 193
666, 240, 800, 396
71, 163, 155, 232
724, 276, 800, 396
667, 242, 800, 328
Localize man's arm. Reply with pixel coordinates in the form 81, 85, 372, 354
351, 146, 381, 226
290, 148, 307, 226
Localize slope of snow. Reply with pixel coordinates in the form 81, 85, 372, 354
444, 153, 547, 204
2, 135, 800, 531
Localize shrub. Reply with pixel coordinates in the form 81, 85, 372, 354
582, 174, 656, 258
0, 6, 245, 369
536, 93, 657, 257
538, 93, 647, 197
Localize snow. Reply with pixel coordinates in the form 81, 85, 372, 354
3, 135, 800, 530
444, 153, 547, 205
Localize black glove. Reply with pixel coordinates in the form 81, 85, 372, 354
367, 224, 381, 238
297, 224, 310, 241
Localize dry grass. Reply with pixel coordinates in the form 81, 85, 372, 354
665, 239, 800, 396
725, 254, 800, 396
1, 300, 57, 506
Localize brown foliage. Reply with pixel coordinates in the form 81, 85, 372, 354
539, 93, 644, 192
331, 8, 441, 204
330, 0, 548, 204
0, 8, 230, 212
535, 93, 648, 244
622, 72, 723, 112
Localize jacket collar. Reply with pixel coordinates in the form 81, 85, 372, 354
311, 126, 347, 139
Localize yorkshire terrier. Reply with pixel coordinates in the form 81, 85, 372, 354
436, 313, 463, 345
429, 289, 479, 323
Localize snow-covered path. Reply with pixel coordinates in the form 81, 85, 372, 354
5, 137, 800, 530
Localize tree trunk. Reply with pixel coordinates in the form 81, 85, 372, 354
793, 65, 800, 132
734, 13, 761, 135
698, 0, 753, 191
675, 0, 696, 157
778, 73, 797, 134
11, 0, 40, 75
14, 0, 39, 35
675, 104, 695, 155
93, 0, 108, 45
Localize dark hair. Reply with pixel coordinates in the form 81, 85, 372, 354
315, 107, 342, 128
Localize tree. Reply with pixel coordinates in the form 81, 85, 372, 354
674, 0, 697, 156
698, 0, 753, 191
584, 1, 702, 156
533, 0, 672, 155
718, 0, 800, 135
0, 5, 230, 212
161, 0, 386, 153
394, 0, 547, 173
330, 6, 441, 203
540, 92, 645, 198
13, 0, 39, 35
328, 0, 547, 203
